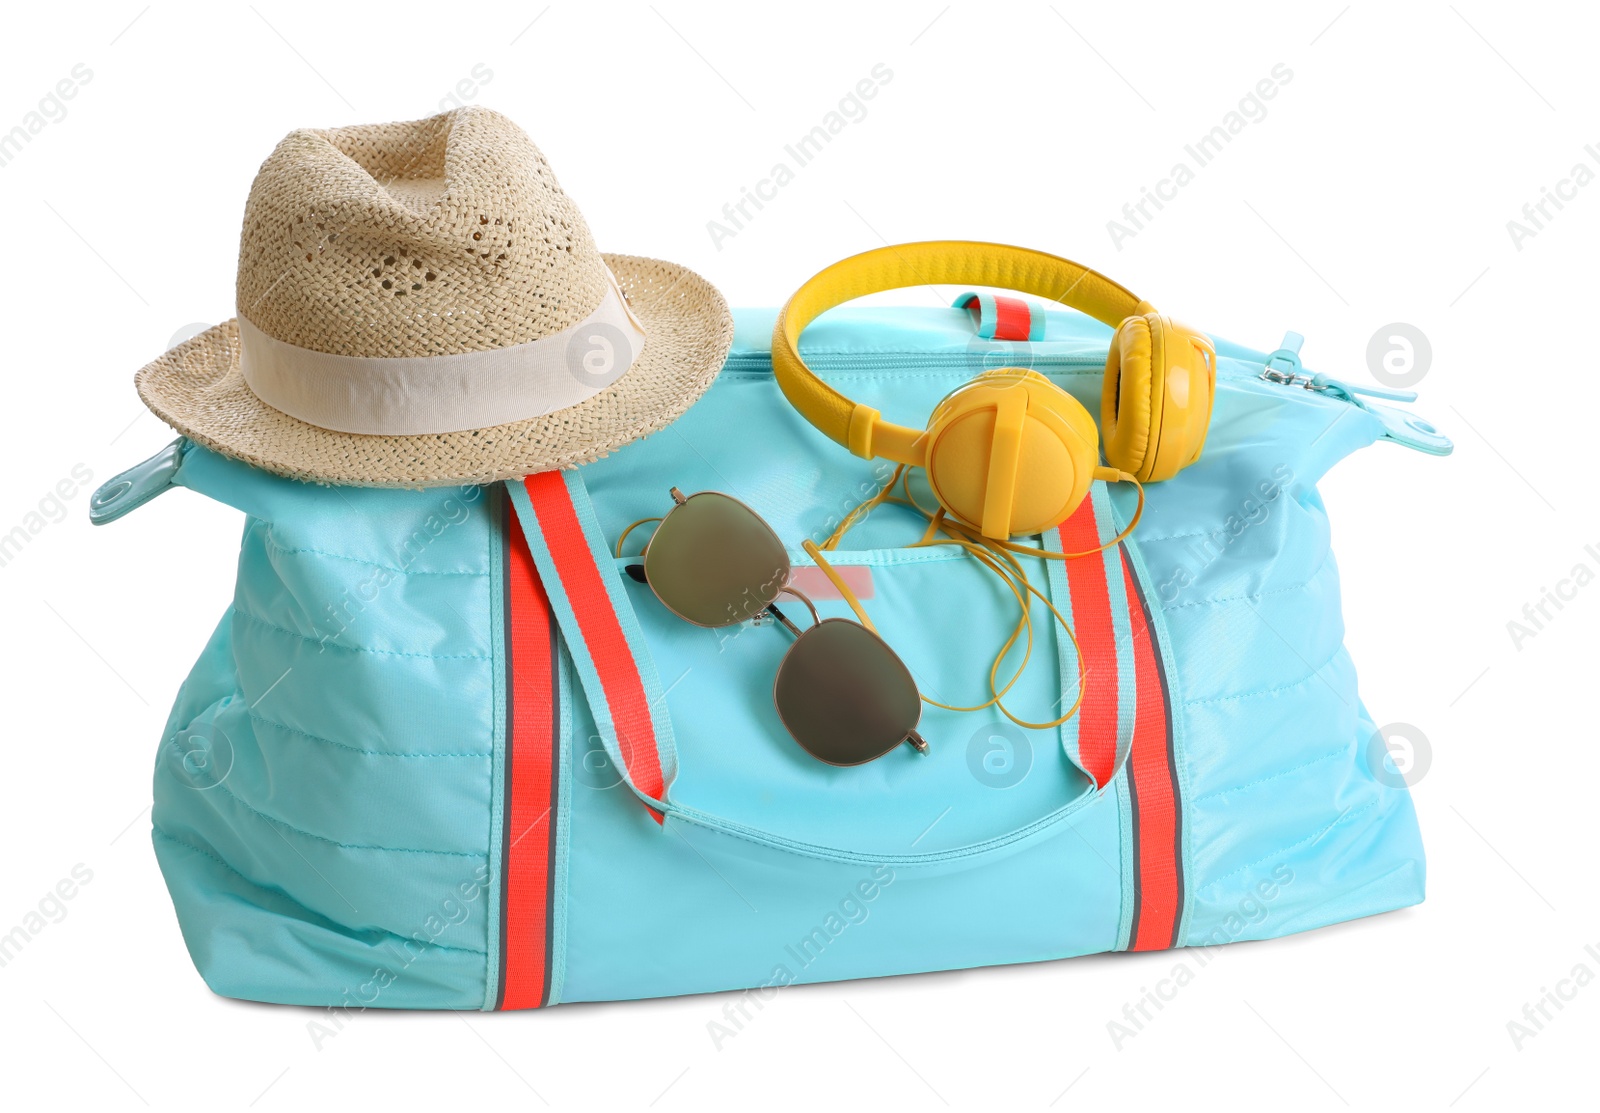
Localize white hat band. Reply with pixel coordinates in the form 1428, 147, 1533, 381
238, 267, 647, 436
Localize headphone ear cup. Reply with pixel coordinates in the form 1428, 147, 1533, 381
925, 369, 1100, 539
1101, 314, 1161, 481
1102, 314, 1216, 483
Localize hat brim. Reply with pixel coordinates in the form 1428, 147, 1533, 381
135, 254, 734, 487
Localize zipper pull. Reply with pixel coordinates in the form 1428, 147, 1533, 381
1308, 373, 1418, 403
1260, 330, 1417, 401
89, 438, 186, 525
1256, 332, 1452, 456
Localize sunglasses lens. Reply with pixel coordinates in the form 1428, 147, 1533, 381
644, 492, 790, 627
774, 620, 922, 765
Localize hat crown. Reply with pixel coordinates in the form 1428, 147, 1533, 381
236, 107, 608, 359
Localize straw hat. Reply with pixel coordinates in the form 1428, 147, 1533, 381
136, 107, 733, 487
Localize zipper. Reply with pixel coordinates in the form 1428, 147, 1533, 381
1259, 331, 1415, 400
1255, 332, 1453, 456
721, 332, 1453, 456
720, 351, 1109, 374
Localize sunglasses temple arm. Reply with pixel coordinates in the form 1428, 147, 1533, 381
765, 602, 806, 639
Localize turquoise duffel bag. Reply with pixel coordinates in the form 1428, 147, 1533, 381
91, 299, 1449, 1010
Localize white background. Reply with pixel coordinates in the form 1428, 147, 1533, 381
1, 1, 1594, 1109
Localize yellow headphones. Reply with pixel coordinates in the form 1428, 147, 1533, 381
772, 241, 1217, 541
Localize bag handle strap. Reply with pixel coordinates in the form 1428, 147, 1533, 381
1046, 485, 1139, 790
504, 473, 1153, 867
507, 471, 678, 823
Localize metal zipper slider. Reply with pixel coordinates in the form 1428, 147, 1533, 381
1258, 332, 1418, 401
1253, 332, 1452, 454
1260, 331, 1315, 388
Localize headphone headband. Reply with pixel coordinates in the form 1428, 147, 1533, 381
771, 241, 1157, 463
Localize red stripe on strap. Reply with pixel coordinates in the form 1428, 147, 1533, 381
1122, 551, 1182, 951
500, 498, 557, 1009
990, 295, 1034, 342
1056, 498, 1119, 787
522, 472, 667, 820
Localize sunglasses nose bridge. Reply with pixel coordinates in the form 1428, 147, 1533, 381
777, 586, 821, 627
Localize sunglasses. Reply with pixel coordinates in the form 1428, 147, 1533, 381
619, 488, 928, 766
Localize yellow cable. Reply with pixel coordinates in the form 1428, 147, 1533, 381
800, 540, 878, 634
821, 464, 909, 551
992, 473, 1144, 560
824, 466, 1092, 730
623, 462, 1123, 732
909, 515, 1087, 729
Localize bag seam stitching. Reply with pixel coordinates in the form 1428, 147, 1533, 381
1186, 746, 1348, 805
667, 787, 1099, 867
152, 828, 488, 957
247, 707, 489, 759
164, 734, 483, 857
231, 607, 491, 661
1197, 799, 1379, 888
1181, 647, 1344, 706
255, 533, 488, 577
1158, 552, 1335, 611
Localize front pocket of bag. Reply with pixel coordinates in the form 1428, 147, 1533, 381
617, 543, 1096, 859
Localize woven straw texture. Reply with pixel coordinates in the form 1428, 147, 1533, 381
136, 108, 732, 486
